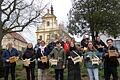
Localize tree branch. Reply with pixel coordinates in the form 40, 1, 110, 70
2, 0, 17, 27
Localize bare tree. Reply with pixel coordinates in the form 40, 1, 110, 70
0, 0, 49, 48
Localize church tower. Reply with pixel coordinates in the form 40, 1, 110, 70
36, 5, 60, 43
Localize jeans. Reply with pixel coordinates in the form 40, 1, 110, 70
4, 64, 16, 80
25, 67, 35, 80
38, 69, 47, 80
55, 69, 64, 80
87, 68, 99, 80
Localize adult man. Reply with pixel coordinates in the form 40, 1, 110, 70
34, 39, 41, 53
103, 39, 119, 80
81, 35, 89, 48
49, 41, 66, 80
2, 42, 19, 80
94, 36, 107, 57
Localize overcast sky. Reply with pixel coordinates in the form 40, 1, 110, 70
20, 0, 72, 45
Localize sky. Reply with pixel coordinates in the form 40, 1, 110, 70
20, 0, 72, 45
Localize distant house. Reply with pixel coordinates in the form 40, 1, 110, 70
2, 32, 27, 51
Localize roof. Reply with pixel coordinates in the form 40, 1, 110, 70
42, 12, 56, 19
10, 32, 27, 43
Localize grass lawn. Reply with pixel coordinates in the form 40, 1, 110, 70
0, 61, 120, 80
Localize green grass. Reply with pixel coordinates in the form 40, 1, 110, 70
0, 62, 120, 80
48, 63, 120, 80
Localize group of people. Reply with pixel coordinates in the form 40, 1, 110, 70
1, 36, 120, 80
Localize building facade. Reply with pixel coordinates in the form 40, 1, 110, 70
2, 32, 27, 51
36, 5, 71, 43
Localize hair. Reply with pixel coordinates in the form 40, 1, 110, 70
87, 41, 97, 51
106, 39, 113, 43
56, 41, 60, 44
26, 43, 34, 55
40, 40, 45, 44
27, 43, 33, 48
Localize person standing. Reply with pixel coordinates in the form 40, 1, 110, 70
81, 35, 90, 48
49, 41, 66, 80
67, 41, 82, 80
34, 39, 41, 53
22, 43, 36, 80
36, 40, 49, 80
103, 39, 119, 80
84, 41, 99, 80
47, 39, 56, 54
94, 36, 107, 57
2, 42, 19, 80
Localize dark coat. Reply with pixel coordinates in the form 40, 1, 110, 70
2, 48, 19, 67
67, 46, 82, 80
36, 47, 49, 69
103, 46, 119, 68
47, 42, 56, 54
94, 40, 107, 52
22, 48, 36, 68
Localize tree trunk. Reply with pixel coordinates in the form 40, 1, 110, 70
91, 31, 95, 42
0, 31, 5, 49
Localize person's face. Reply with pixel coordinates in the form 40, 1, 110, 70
107, 40, 113, 47
37, 40, 41, 44
76, 45, 81, 50
6, 43, 13, 49
41, 41, 45, 46
56, 43, 61, 47
88, 42, 93, 49
70, 41, 74, 47
96, 37, 100, 41
27, 43, 33, 48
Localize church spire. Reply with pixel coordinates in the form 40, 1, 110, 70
51, 5, 54, 15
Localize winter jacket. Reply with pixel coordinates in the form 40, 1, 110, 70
2, 48, 19, 67
49, 47, 66, 69
84, 50, 99, 68
36, 46, 49, 69
22, 48, 36, 68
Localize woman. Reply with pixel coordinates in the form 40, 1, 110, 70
36, 40, 49, 80
2, 42, 19, 80
22, 43, 35, 80
67, 41, 82, 80
84, 41, 99, 80
49, 41, 66, 80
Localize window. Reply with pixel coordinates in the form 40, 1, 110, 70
39, 35, 42, 40
47, 21, 50, 26
47, 35, 50, 40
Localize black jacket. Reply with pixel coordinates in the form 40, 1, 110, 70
36, 47, 49, 69
22, 48, 35, 68
103, 46, 119, 67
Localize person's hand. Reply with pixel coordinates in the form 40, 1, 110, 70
38, 58, 41, 61
115, 52, 119, 57
105, 53, 108, 56
16, 57, 19, 61
63, 65, 65, 68
6, 59, 10, 62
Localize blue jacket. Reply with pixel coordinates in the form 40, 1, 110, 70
84, 50, 99, 69
2, 48, 19, 67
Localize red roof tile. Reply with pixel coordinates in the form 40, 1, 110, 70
10, 32, 27, 43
